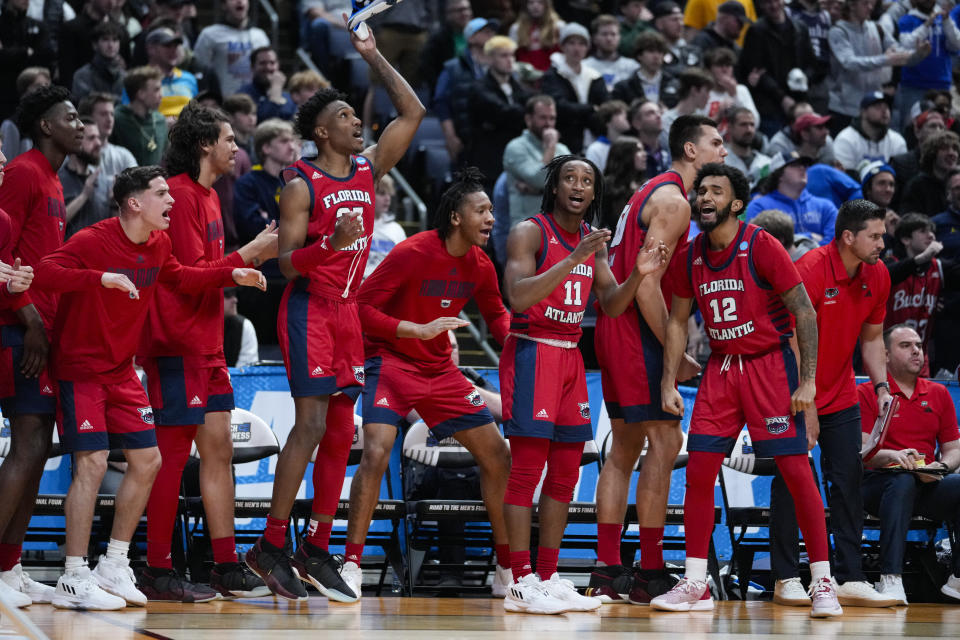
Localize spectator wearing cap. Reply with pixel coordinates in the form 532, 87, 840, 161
613, 30, 670, 105
193, 0, 270, 97
891, 109, 947, 204
766, 107, 836, 165
132, 0, 198, 66
827, 0, 919, 136
111, 65, 167, 166
584, 14, 640, 92
434, 16, 498, 164
860, 161, 897, 210
652, 1, 703, 77
510, 0, 566, 72
467, 36, 531, 192
0, 0, 55, 120
900, 131, 960, 216
542, 22, 609, 154
691, 1, 751, 53
745, 150, 839, 243
724, 107, 772, 189
71, 20, 126, 101
584, 99, 631, 172
684, 0, 757, 46
143, 25, 198, 120
661, 67, 714, 134
834, 92, 907, 171
737, 0, 818, 138
238, 46, 295, 123
420, 0, 473, 94
896, 0, 960, 130
59, 0, 132, 90
703, 47, 759, 126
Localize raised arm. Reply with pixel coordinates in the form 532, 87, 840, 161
660, 293, 695, 416
779, 283, 818, 416
349, 17, 426, 182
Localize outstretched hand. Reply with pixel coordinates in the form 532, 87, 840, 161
102, 272, 139, 299
343, 12, 376, 50
571, 229, 612, 265
417, 317, 469, 340
636, 239, 668, 276
232, 268, 268, 291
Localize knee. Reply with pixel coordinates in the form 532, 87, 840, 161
75, 451, 109, 482
505, 453, 545, 508
132, 448, 163, 480
356, 440, 392, 474
885, 474, 918, 502
291, 416, 326, 445
543, 464, 579, 504
648, 427, 683, 456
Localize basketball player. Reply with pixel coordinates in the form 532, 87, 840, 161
500, 156, 667, 615
651, 163, 841, 617
589, 115, 725, 604
0, 85, 81, 607
245, 24, 424, 601
137, 103, 277, 602
342, 168, 511, 601
32, 166, 266, 610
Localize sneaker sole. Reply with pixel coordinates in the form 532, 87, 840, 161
140, 588, 219, 603
244, 553, 309, 602
348, 0, 401, 28
837, 595, 899, 607
52, 594, 125, 611
810, 605, 843, 618
774, 594, 812, 607
584, 587, 627, 603
941, 584, 960, 601
297, 572, 359, 603
650, 599, 714, 612
219, 586, 273, 599
93, 577, 146, 607
503, 599, 566, 615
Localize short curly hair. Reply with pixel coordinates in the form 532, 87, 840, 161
294, 87, 350, 142
693, 162, 751, 207
15, 84, 72, 138
164, 101, 231, 181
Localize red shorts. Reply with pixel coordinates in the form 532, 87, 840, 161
595, 307, 678, 423
0, 325, 55, 416
57, 369, 157, 452
278, 279, 364, 400
687, 344, 808, 458
500, 336, 592, 442
361, 355, 494, 439
140, 355, 234, 426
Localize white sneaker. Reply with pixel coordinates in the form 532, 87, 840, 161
341, 561, 363, 602
503, 574, 569, 615
941, 574, 960, 601
53, 567, 126, 610
650, 577, 713, 612
809, 577, 843, 618
491, 565, 512, 598
1, 563, 55, 604
837, 580, 900, 607
773, 577, 811, 606
0, 573, 32, 608
876, 574, 907, 605
539, 573, 602, 611
92, 555, 147, 606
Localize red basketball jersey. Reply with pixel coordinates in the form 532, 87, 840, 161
678, 223, 801, 355
510, 213, 594, 342
607, 170, 689, 308
885, 258, 942, 346
284, 156, 375, 297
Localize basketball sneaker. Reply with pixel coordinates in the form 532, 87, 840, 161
210, 561, 271, 598
503, 574, 569, 614
245, 536, 308, 601
491, 565, 512, 598
53, 566, 126, 610
0, 572, 32, 608
773, 577, 811, 606
585, 564, 633, 603
649, 577, 713, 612
876, 574, 907, 606
809, 577, 843, 618
1, 563, 54, 604
836, 580, 900, 607
91, 555, 147, 606
628, 567, 679, 605
341, 561, 363, 601
540, 574, 602, 611
941, 574, 960, 601
136, 566, 218, 602
347, 0, 403, 38
291, 540, 358, 603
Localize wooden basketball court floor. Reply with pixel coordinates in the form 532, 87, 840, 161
5, 597, 960, 640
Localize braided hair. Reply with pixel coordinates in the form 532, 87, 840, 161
431, 167, 487, 238
540, 154, 604, 226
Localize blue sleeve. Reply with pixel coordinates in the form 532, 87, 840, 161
952, 5, 960, 29
433, 69, 453, 121
819, 200, 838, 244
744, 196, 764, 221
233, 174, 268, 243
256, 93, 297, 122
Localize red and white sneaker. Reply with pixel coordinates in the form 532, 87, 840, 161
649, 578, 713, 612
809, 577, 843, 618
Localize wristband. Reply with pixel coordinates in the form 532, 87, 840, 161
874, 381, 890, 394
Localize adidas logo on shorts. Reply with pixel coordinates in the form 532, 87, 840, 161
79, 420, 94, 431
536, 409, 549, 418
189, 395, 202, 406
377, 397, 390, 407
312, 366, 324, 376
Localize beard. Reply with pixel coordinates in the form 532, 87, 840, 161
77, 149, 101, 167
695, 201, 733, 233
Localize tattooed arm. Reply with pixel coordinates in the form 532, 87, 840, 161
780, 282, 817, 416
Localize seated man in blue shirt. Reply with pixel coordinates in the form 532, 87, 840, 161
238, 46, 297, 123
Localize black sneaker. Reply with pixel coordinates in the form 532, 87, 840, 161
244, 536, 308, 601
291, 540, 358, 603
136, 566, 218, 603
210, 561, 271, 599
585, 564, 633, 603
628, 567, 680, 605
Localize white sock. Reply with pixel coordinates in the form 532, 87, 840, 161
684, 557, 708, 582
106, 538, 130, 562
810, 561, 831, 584
65, 556, 86, 573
